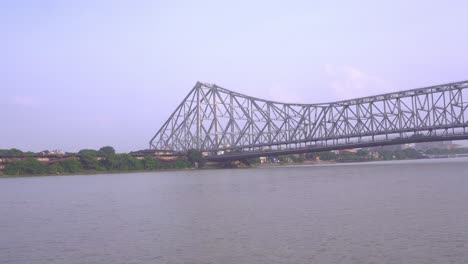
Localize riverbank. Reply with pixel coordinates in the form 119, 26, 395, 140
0, 167, 197, 179
2, 155, 467, 179
0, 149, 193, 178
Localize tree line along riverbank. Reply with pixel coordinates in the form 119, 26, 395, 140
0, 147, 194, 176
1, 146, 467, 177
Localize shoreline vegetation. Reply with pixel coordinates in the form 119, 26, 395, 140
0, 167, 196, 179
0, 146, 194, 178
1, 146, 468, 178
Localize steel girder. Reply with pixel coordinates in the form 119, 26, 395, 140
149, 80, 468, 154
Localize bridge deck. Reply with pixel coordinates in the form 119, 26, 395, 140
204, 134, 468, 161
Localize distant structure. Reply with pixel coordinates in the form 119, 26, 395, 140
414, 141, 463, 151
368, 143, 415, 152
39, 150, 64, 155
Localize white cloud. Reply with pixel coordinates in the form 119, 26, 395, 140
324, 64, 394, 100
264, 82, 306, 104
238, 81, 307, 104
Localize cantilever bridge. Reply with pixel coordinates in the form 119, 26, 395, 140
150, 80, 468, 161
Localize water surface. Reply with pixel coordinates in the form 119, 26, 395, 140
1, 158, 467, 264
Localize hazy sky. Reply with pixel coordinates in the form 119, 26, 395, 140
2, 0, 468, 152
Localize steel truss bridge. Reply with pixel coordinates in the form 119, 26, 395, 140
150, 80, 468, 161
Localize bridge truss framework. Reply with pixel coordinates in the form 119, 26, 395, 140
150, 80, 468, 159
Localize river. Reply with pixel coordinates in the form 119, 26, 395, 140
1, 158, 467, 264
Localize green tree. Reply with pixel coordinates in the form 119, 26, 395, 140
128, 156, 144, 170
173, 159, 190, 169
0, 148, 24, 156
340, 151, 359, 160
187, 149, 203, 165
78, 151, 102, 170
3, 160, 22, 175
394, 150, 407, 159
316, 151, 336, 160
9, 148, 24, 156
378, 150, 394, 160
78, 149, 99, 156
159, 161, 172, 170
401, 148, 423, 159
290, 155, 304, 163
356, 149, 369, 157
104, 154, 123, 170
49, 163, 64, 174
4, 158, 48, 175
243, 157, 260, 165
59, 159, 83, 173
103, 154, 142, 171
278, 155, 290, 163
143, 157, 160, 170
103, 154, 117, 170
98, 146, 115, 156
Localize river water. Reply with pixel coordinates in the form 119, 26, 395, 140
1, 158, 467, 264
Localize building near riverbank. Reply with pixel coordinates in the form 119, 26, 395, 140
414, 141, 463, 151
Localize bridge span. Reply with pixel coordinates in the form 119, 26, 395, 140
150, 80, 468, 160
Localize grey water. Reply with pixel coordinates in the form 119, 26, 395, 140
1, 158, 468, 264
